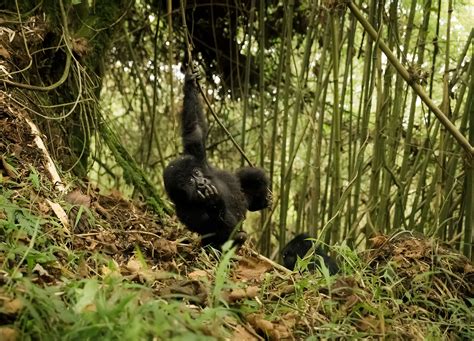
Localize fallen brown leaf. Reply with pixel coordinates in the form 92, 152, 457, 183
188, 269, 209, 281
356, 315, 380, 332
160, 280, 208, 304
38, 201, 51, 214
46, 199, 70, 230
32, 263, 50, 278
227, 288, 247, 303
154, 239, 178, 259
342, 294, 360, 312
369, 235, 387, 248
247, 314, 277, 339
246, 286, 259, 298
235, 256, 272, 281
2, 298, 23, 314
0, 45, 11, 59
0, 327, 18, 341
231, 325, 258, 341
126, 259, 142, 273
65, 190, 91, 207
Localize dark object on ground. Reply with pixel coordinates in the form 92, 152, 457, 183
163, 69, 271, 248
281, 233, 339, 275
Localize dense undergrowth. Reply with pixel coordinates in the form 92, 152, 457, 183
1, 94, 473, 340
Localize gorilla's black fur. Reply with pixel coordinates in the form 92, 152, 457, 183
163, 69, 271, 248
281, 233, 339, 275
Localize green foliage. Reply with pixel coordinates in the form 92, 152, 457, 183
27, 167, 41, 191
14, 278, 234, 340
99, 120, 171, 217
211, 241, 237, 307
1, 192, 471, 339
0, 196, 56, 276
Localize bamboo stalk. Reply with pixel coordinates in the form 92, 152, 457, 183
240, 0, 256, 166
309, 25, 331, 236
394, 0, 427, 228
340, 12, 357, 240
378, 0, 402, 232
437, 0, 454, 239
278, 0, 295, 251
463, 48, 474, 258
348, 1, 474, 156
352, 0, 377, 240
258, 0, 270, 255
288, 2, 317, 235
329, 11, 342, 242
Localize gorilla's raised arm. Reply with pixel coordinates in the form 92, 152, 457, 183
181, 69, 208, 162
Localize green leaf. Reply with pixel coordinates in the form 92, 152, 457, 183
74, 280, 99, 313
28, 167, 40, 191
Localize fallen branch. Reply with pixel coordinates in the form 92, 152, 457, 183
23, 115, 66, 192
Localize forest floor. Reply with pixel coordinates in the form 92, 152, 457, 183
1, 92, 473, 340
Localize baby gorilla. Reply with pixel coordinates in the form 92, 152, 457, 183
281, 233, 339, 275
163, 68, 271, 248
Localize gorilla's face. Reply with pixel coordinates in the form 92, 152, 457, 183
190, 168, 210, 190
